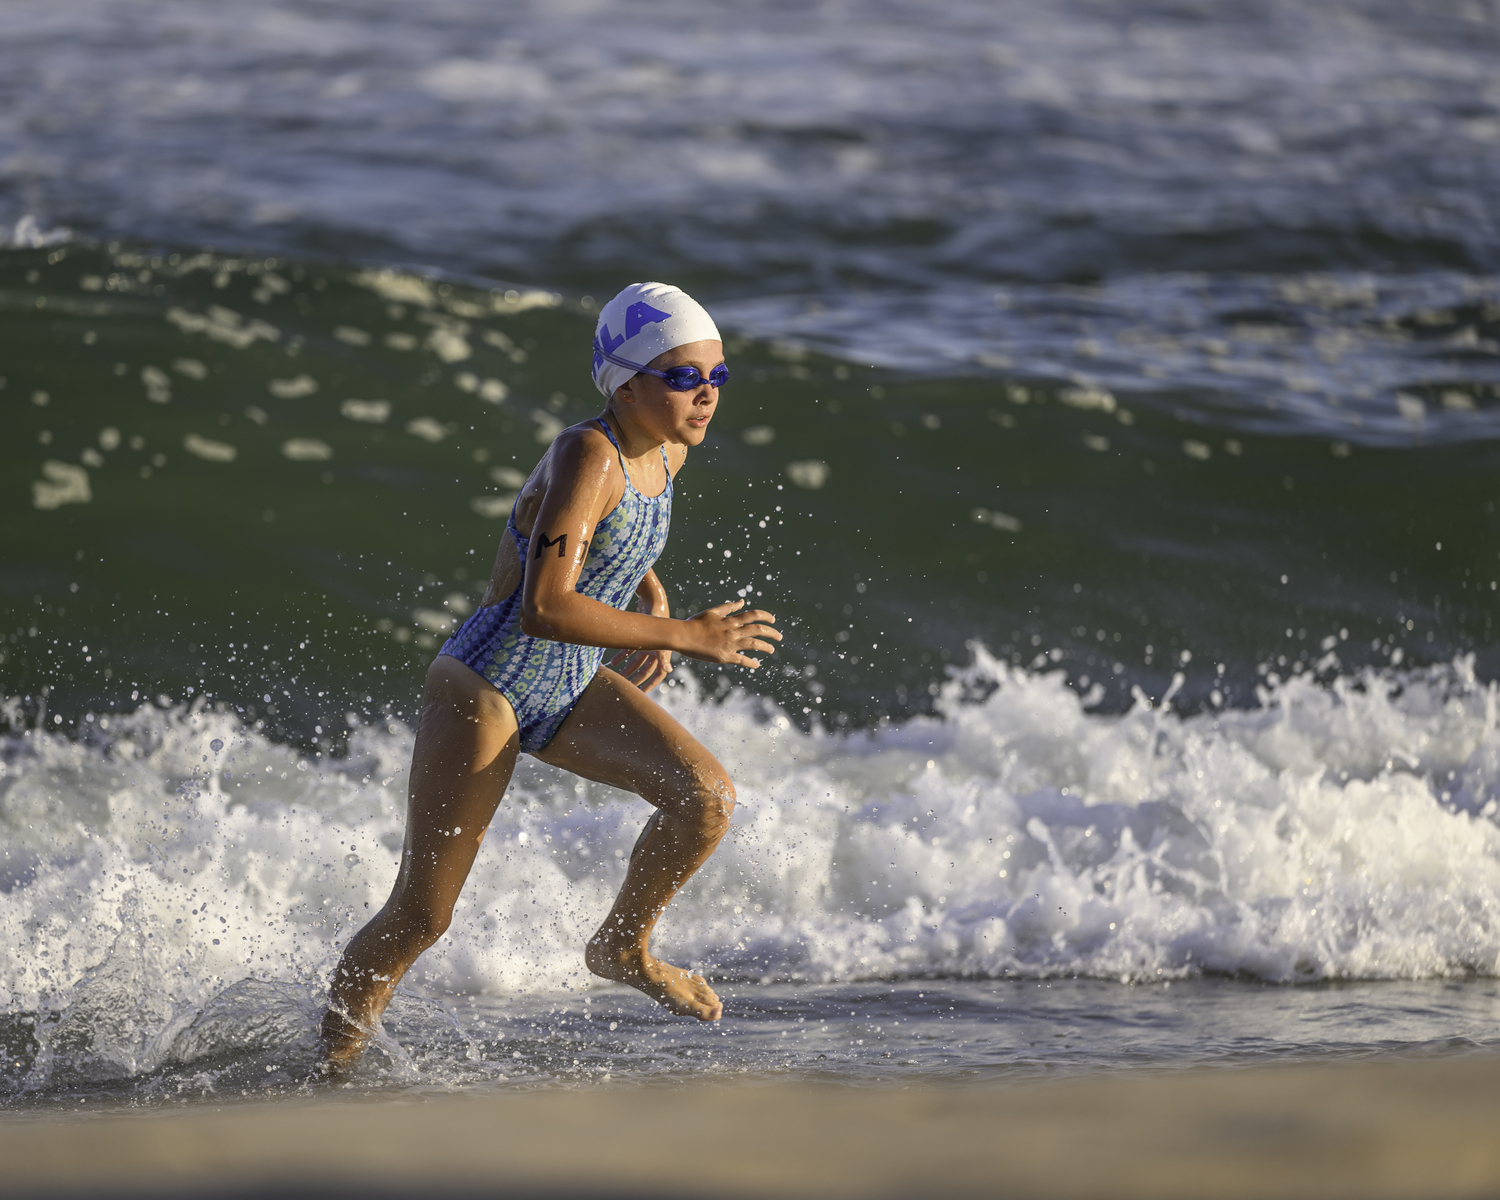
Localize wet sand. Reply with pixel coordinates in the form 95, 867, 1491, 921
4, 1053, 1500, 1199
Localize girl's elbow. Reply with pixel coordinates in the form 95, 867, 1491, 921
518, 601, 550, 638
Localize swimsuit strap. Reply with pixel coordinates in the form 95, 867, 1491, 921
594, 417, 627, 469
595, 417, 671, 498
506, 494, 527, 547
594, 417, 635, 494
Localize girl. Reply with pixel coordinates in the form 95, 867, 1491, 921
320, 282, 780, 1067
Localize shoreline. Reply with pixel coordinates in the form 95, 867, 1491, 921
6, 1053, 1500, 1199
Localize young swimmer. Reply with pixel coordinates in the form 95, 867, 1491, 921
319, 283, 780, 1067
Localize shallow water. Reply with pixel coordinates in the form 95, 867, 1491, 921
9, 975, 1500, 1111
4, 0, 1500, 1109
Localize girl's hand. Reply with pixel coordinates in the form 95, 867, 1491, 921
679, 600, 781, 668
607, 648, 675, 693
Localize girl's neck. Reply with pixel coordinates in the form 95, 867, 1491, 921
601, 407, 665, 461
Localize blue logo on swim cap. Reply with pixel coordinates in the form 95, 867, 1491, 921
593, 301, 673, 374
595, 322, 626, 371
625, 301, 671, 340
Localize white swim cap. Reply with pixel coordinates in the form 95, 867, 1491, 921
591, 282, 721, 399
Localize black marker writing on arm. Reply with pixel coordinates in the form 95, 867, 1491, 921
535, 532, 567, 559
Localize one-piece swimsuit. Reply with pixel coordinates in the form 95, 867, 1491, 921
440, 419, 672, 752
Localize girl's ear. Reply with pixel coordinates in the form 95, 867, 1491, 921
614, 378, 638, 405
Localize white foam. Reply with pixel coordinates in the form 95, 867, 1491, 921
1, 215, 71, 249
5, 651, 1500, 1080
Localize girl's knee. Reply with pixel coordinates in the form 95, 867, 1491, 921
688, 769, 735, 839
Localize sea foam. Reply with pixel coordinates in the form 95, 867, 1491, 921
4, 650, 1500, 1083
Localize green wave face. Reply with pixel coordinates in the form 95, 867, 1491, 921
3, 243, 1497, 739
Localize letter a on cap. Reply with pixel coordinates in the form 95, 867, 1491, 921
625, 301, 672, 340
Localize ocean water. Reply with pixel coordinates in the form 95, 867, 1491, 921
8, 659, 1500, 1105
4, 0, 1500, 1108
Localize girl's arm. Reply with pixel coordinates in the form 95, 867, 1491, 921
634, 567, 669, 617
519, 430, 778, 668
608, 569, 674, 691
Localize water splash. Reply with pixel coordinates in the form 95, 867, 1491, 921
5, 653, 1500, 1097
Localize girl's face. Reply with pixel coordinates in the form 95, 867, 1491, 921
617, 339, 723, 447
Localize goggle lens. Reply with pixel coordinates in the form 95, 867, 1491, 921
660, 363, 729, 390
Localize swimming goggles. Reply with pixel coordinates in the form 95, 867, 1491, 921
593, 339, 728, 390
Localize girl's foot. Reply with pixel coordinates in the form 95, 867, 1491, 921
318, 1006, 375, 1072
586, 934, 723, 1021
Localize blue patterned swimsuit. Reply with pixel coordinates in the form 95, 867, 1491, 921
440, 419, 673, 752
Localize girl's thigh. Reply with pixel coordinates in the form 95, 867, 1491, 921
533, 668, 732, 815
399, 655, 521, 903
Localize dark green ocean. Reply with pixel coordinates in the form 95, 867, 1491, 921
7, 243, 1500, 740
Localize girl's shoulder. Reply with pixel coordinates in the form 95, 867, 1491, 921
546, 419, 622, 475
533, 420, 629, 507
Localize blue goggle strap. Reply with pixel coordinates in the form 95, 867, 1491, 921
592, 339, 723, 386
593, 339, 655, 376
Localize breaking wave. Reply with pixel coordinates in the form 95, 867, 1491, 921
5, 650, 1500, 1091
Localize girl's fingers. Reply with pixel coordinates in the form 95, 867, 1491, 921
613, 650, 664, 686
627, 651, 673, 691
745, 639, 778, 655
639, 659, 667, 690
612, 649, 646, 674
739, 629, 779, 650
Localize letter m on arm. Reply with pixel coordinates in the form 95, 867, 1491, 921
535, 532, 568, 559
